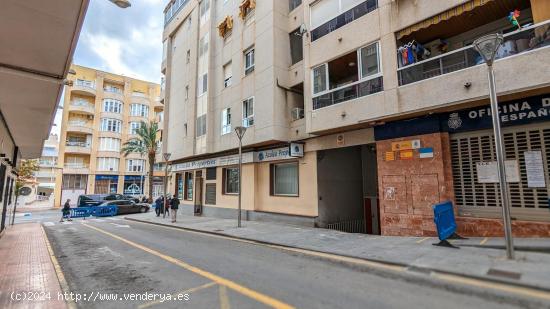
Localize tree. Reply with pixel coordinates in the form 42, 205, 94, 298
121, 121, 160, 202
12, 159, 39, 225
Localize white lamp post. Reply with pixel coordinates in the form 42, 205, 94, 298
234, 126, 247, 228
162, 153, 171, 219
473, 33, 515, 259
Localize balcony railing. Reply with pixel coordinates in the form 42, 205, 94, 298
67, 121, 88, 127
104, 86, 123, 94
66, 141, 90, 148
397, 20, 550, 86
64, 163, 89, 169
71, 100, 94, 109
132, 91, 148, 98
75, 79, 95, 89
311, 0, 378, 42
313, 76, 383, 110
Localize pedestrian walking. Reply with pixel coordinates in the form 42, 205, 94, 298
60, 199, 72, 222
170, 195, 180, 223
154, 196, 163, 217
164, 195, 170, 217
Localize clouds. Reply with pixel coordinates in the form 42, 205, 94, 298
73, 0, 165, 83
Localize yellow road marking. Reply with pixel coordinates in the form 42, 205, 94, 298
138, 282, 217, 309
82, 223, 294, 309
416, 237, 430, 244
42, 225, 76, 309
433, 273, 550, 301
480, 237, 489, 245
219, 285, 231, 309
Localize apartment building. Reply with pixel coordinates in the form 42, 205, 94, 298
162, 0, 550, 236
54, 65, 164, 207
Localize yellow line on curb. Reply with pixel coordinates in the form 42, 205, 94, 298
480, 237, 489, 245
82, 223, 294, 309
42, 225, 76, 309
138, 282, 217, 309
416, 237, 430, 244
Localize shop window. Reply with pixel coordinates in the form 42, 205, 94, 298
271, 162, 299, 196
206, 167, 217, 180
184, 172, 193, 200
223, 167, 239, 194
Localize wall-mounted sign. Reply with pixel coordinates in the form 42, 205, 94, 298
476, 160, 520, 183
384, 187, 396, 200
255, 147, 293, 162
524, 151, 546, 188
172, 153, 254, 172
289, 143, 304, 158
391, 141, 412, 151
385, 151, 395, 161
419, 147, 434, 158
336, 134, 345, 146
400, 149, 414, 160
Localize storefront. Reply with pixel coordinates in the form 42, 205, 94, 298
94, 175, 118, 194
123, 175, 144, 196
374, 93, 550, 236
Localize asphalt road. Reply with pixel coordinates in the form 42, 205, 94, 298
43, 218, 544, 309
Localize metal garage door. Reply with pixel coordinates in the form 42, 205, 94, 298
450, 123, 550, 221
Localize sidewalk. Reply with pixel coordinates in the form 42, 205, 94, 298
0, 223, 67, 309
126, 212, 550, 291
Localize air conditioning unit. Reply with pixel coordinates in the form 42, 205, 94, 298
291, 108, 304, 121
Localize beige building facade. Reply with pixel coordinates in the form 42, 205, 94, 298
54, 65, 164, 207
162, 0, 550, 236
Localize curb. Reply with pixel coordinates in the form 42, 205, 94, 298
124, 217, 550, 295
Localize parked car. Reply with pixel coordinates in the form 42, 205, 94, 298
77, 194, 138, 207
98, 200, 150, 215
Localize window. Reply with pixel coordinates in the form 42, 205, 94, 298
103, 99, 123, 113
129, 122, 141, 135
126, 159, 145, 172
130, 104, 149, 117
289, 0, 302, 11
156, 111, 164, 122
221, 108, 231, 135
206, 167, 216, 180
223, 62, 232, 88
290, 28, 304, 65
99, 138, 121, 151
100, 118, 122, 133
360, 41, 380, 78
184, 172, 193, 200
104, 84, 123, 94
242, 97, 254, 127
198, 73, 208, 95
199, 33, 209, 57
196, 114, 207, 137
244, 48, 255, 75
312, 64, 328, 94
96, 157, 120, 172
62, 174, 87, 190
271, 162, 299, 196
223, 167, 239, 194
200, 0, 210, 25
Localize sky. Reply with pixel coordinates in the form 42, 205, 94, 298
52, 0, 165, 135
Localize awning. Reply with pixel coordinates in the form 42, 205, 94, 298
238, 0, 256, 20
217, 16, 234, 37
396, 0, 494, 40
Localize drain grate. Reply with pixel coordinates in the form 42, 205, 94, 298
487, 268, 522, 280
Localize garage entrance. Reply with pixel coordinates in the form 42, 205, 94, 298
316, 144, 380, 234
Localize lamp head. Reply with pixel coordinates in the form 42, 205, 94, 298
109, 0, 131, 8
473, 33, 503, 66
234, 126, 247, 139
163, 152, 171, 161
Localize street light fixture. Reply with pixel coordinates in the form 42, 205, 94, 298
163, 152, 171, 219
234, 126, 247, 228
108, 0, 132, 8
473, 33, 515, 260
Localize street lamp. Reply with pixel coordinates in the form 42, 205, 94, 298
108, 0, 131, 8
473, 33, 515, 259
162, 152, 171, 219
234, 126, 247, 228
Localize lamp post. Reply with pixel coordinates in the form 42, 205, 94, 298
473, 33, 514, 259
162, 153, 171, 219
234, 126, 247, 227
108, 0, 131, 8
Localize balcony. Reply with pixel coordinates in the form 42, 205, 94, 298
63, 163, 89, 174
132, 91, 150, 104
72, 79, 96, 96
398, 21, 550, 86
313, 77, 382, 110
311, 0, 377, 42
68, 100, 95, 115
164, 0, 191, 27
65, 141, 91, 154
66, 121, 93, 135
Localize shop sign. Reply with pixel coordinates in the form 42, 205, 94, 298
524, 151, 546, 188
255, 147, 293, 162
289, 143, 304, 158
95, 175, 118, 181
476, 160, 520, 183
442, 95, 550, 133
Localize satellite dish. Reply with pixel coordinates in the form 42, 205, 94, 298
19, 187, 32, 196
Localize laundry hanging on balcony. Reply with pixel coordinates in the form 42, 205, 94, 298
238, 0, 256, 20
397, 41, 430, 67
218, 16, 234, 37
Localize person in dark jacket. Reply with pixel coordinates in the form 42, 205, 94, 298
60, 199, 72, 222
170, 195, 180, 223
154, 196, 163, 217
164, 195, 170, 217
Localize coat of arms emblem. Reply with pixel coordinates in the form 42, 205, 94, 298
448, 113, 462, 129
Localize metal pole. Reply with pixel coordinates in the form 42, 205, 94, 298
238, 139, 242, 228
487, 64, 515, 259
163, 163, 168, 219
